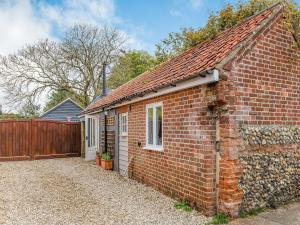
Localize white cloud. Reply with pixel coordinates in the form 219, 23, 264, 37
190, 0, 204, 10
0, 0, 145, 55
0, 0, 51, 55
0, 0, 149, 110
0, 0, 52, 111
39, 0, 120, 29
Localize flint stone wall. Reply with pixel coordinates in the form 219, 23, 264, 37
238, 125, 300, 212
239, 125, 300, 145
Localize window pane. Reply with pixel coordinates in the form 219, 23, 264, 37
148, 108, 153, 145
123, 117, 125, 132
156, 106, 162, 145
125, 115, 127, 132
92, 119, 95, 146
121, 116, 124, 133
87, 118, 91, 147
121, 115, 127, 134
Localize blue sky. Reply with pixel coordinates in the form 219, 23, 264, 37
116, 0, 245, 52
0, 0, 299, 55
0, 0, 299, 109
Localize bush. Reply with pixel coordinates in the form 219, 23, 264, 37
174, 200, 192, 212
240, 207, 265, 218
101, 152, 112, 160
207, 213, 229, 224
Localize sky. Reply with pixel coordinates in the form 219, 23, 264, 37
0, 0, 299, 110
0, 0, 242, 55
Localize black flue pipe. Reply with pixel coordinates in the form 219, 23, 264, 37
102, 63, 107, 97
103, 63, 108, 153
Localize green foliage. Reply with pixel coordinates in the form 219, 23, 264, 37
206, 213, 230, 225
43, 89, 73, 113
240, 207, 265, 218
43, 89, 85, 113
155, 0, 300, 61
101, 152, 112, 160
174, 200, 192, 212
284, 1, 300, 44
18, 99, 40, 118
0, 113, 24, 120
108, 50, 157, 89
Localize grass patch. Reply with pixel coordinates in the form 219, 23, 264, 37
240, 207, 265, 218
206, 213, 229, 225
174, 200, 192, 212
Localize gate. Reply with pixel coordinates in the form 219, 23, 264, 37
0, 120, 81, 161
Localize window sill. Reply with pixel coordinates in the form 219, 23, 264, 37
143, 145, 164, 152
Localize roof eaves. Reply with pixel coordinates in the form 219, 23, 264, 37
40, 98, 83, 117
82, 69, 216, 115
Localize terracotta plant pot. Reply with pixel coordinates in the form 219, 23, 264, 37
96, 156, 101, 166
101, 159, 113, 170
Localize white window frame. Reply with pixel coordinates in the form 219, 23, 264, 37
87, 117, 96, 148
120, 112, 128, 136
144, 102, 163, 151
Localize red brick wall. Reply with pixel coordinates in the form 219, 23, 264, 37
124, 86, 216, 215
218, 14, 300, 216
112, 12, 299, 217
230, 17, 300, 126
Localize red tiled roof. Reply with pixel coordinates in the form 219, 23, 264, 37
85, 3, 281, 113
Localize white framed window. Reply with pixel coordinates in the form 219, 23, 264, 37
120, 113, 128, 136
145, 102, 163, 151
87, 117, 96, 148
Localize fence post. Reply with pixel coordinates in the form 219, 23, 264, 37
30, 119, 34, 160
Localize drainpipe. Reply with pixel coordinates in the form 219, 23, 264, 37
215, 118, 221, 213
104, 111, 108, 153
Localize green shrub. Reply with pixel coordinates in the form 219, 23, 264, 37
174, 200, 192, 212
207, 213, 229, 224
240, 207, 265, 218
101, 152, 112, 160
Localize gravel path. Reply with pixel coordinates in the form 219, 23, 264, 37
0, 158, 209, 225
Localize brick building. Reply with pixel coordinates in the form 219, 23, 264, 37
81, 3, 300, 216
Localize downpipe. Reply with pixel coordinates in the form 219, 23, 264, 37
215, 118, 221, 213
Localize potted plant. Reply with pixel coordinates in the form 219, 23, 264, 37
96, 151, 101, 166
101, 152, 113, 170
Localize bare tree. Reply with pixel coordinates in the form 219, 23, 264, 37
0, 25, 125, 108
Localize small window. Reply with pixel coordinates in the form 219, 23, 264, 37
145, 102, 163, 151
87, 117, 96, 147
120, 113, 128, 136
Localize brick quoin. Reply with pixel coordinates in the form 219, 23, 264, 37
217, 14, 300, 216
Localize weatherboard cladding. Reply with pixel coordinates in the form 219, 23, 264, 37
40, 99, 82, 122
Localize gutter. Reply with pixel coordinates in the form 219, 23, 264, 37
83, 69, 220, 115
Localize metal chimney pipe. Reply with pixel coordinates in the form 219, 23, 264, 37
102, 63, 107, 96
102, 63, 108, 154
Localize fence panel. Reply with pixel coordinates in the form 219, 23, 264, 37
0, 120, 81, 161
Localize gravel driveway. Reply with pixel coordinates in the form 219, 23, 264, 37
0, 158, 209, 225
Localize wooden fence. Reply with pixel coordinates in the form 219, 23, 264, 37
0, 120, 81, 161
